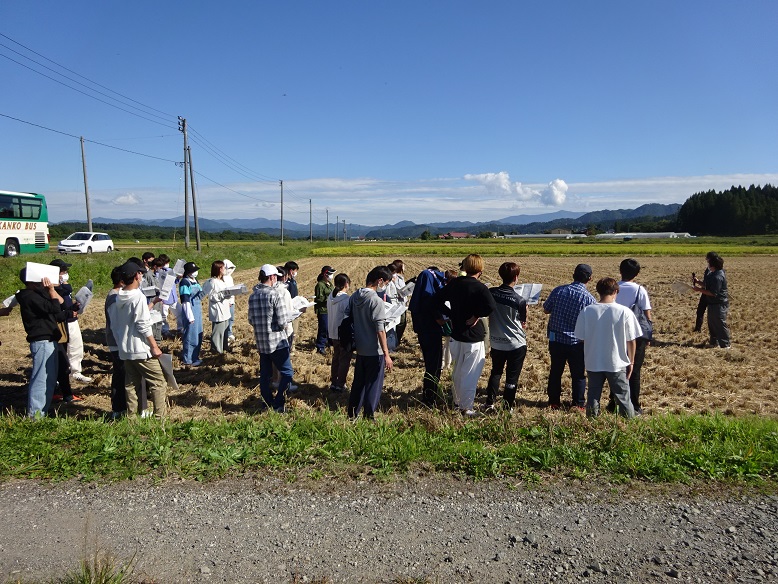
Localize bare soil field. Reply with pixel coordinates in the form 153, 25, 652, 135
1, 255, 775, 419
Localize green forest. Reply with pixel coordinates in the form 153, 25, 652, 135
677, 184, 778, 236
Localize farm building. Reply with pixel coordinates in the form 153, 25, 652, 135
594, 232, 694, 239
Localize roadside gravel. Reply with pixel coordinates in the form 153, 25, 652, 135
1, 477, 776, 583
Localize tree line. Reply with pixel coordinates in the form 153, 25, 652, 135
677, 184, 778, 236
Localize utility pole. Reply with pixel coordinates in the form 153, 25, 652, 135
336, 215, 339, 242
187, 146, 201, 251
326, 209, 329, 241
280, 180, 284, 245
178, 116, 190, 248
309, 199, 312, 242
79, 137, 92, 232
343, 219, 346, 241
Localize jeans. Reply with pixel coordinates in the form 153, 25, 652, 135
349, 354, 385, 419
587, 370, 635, 418
315, 314, 329, 351
182, 298, 203, 364
487, 346, 527, 407
547, 341, 586, 407
28, 340, 57, 418
259, 347, 293, 411
227, 304, 235, 338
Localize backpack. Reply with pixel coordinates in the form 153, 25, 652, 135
337, 296, 356, 353
631, 286, 653, 340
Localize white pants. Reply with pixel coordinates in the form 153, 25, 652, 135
449, 339, 485, 411
66, 320, 84, 374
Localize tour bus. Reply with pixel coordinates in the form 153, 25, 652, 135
0, 190, 50, 257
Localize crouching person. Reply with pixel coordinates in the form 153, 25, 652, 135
108, 261, 167, 419
574, 277, 641, 419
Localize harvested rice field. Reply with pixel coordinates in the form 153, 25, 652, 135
1, 255, 775, 419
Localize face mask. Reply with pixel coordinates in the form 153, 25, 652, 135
164, 264, 170, 269
376, 283, 386, 294
191, 271, 199, 279
60, 273, 69, 283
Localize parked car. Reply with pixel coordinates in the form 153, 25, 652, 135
57, 232, 114, 254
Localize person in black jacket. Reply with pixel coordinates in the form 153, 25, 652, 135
432, 254, 496, 416
15, 269, 73, 418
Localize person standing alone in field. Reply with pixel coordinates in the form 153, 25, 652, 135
693, 252, 730, 349
543, 264, 596, 410
574, 277, 641, 419
432, 254, 496, 416
346, 266, 393, 420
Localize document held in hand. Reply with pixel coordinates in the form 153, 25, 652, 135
514, 283, 543, 305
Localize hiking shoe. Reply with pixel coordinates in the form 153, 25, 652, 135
71, 373, 92, 384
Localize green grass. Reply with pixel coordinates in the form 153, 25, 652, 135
1, 411, 775, 485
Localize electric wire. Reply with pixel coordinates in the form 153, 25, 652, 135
0, 112, 179, 163
0, 32, 177, 120
0, 53, 175, 129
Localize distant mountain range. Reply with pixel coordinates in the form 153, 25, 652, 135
61, 204, 680, 239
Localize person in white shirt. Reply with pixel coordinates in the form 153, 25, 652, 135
222, 259, 237, 343
108, 261, 167, 418
574, 277, 642, 419
611, 258, 653, 414
202, 261, 233, 355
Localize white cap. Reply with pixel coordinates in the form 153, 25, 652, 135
260, 263, 279, 277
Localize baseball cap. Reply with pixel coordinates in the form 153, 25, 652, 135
260, 263, 279, 277
119, 260, 147, 282
49, 258, 72, 271
573, 264, 593, 282
321, 265, 336, 274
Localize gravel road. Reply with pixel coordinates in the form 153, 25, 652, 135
1, 477, 776, 583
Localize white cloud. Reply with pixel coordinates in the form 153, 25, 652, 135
112, 193, 141, 206
463, 172, 567, 206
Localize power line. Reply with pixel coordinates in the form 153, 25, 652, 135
188, 125, 279, 182
0, 52, 175, 129
0, 112, 179, 163
0, 32, 177, 120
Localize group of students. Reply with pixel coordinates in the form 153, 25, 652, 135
10, 249, 729, 420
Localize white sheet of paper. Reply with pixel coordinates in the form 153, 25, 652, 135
292, 296, 315, 310
149, 310, 163, 324
74, 286, 94, 314
225, 284, 248, 296
25, 262, 60, 283
158, 353, 179, 391
3, 294, 19, 309
514, 283, 543, 305
158, 274, 176, 302
173, 259, 186, 277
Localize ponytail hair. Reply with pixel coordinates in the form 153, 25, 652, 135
332, 273, 351, 297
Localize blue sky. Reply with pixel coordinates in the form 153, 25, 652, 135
1, 1, 777, 226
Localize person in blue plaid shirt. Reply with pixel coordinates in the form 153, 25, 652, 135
248, 264, 295, 413
542, 264, 595, 409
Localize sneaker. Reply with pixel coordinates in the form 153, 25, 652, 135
64, 394, 82, 403
71, 373, 92, 384
140, 408, 153, 418
287, 383, 299, 393
572, 405, 586, 412
228, 335, 236, 343
52, 394, 63, 403
316, 347, 327, 355
461, 409, 481, 417
547, 403, 561, 410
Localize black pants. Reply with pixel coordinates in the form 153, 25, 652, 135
487, 346, 527, 407
695, 295, 708, 331
547, 341, 586, 407
348, 355, 385, 419
417, 330, 443, 404
56, 343, 72, 398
